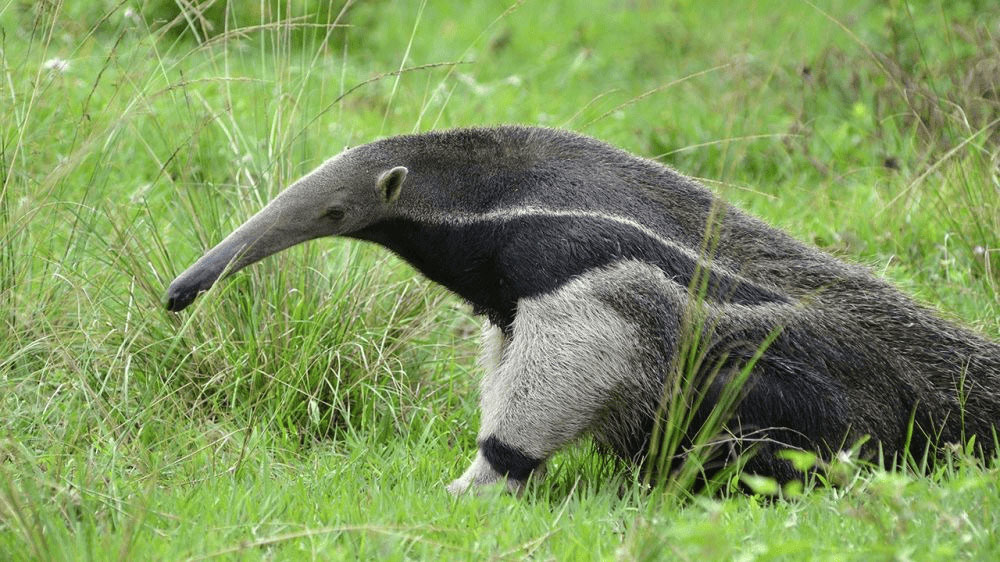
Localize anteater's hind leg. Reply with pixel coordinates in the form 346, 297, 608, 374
447, 271, 664, 495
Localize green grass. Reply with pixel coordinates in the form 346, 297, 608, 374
1, 0, 998, 559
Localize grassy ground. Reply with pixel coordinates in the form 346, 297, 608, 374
1, 0, 998, 559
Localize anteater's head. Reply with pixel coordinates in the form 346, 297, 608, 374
164, 149, 408, 312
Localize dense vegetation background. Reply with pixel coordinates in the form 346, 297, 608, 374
1, 0, 998, 558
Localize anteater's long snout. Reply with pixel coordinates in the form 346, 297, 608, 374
164, 195, 314, 312
164, 229, 260, 312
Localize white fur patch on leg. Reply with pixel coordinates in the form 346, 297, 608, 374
477, 273, 647, 460
478, 320, 506, 374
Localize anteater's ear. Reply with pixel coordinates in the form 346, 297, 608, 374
377, 166, 408, 204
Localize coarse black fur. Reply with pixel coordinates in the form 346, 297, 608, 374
479, 435, 543, 481
355, 216, 788, 330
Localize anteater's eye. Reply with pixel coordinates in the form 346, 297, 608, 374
325, 207, 346, 221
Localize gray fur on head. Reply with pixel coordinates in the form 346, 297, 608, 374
165, 125, 1000, 493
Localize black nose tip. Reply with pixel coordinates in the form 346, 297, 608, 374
164, 284, 198, 312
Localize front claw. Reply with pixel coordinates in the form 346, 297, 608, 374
446, 474, 526, 497
447, 451, 541, 497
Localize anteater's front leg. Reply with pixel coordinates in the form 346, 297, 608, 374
447, 278, 652, 495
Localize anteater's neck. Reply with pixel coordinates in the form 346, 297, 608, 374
352, 217, 517, 328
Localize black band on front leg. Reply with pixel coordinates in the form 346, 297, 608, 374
479, 435, 542, 481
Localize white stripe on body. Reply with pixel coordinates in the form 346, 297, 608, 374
408, 205, 696, 257
400, 204, 748, 283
